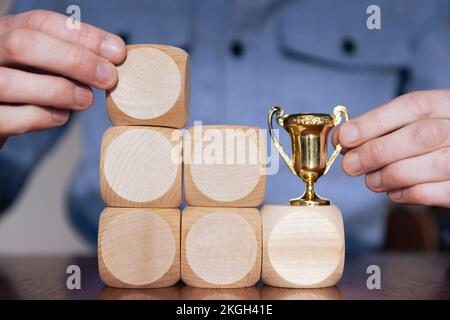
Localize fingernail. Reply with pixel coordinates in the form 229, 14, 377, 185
52, 110, 69, 123
74, 87, 92, 107
345, 152, 362, 175
368, 171, 382, 190
341, 123, 360, 145
389, 190, 402, 199
100, 35, 126, 62
95, 61, 116, 86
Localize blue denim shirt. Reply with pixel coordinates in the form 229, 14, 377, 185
2, 0, 449, 251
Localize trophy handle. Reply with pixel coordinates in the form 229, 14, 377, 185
324, 105, 349, 175
268, 106, 297, 176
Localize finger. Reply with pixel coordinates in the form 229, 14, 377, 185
331, 126, 349, 154
342, 119, 450, 176
338, 90, 450, 148
0, 28, 117, 89
0, 104, 69, 137
0, 67, 93, 110
365, 147, 450, 192
388, 181, 450, 207
0, 10, 126, 64
332, 126, 340, 147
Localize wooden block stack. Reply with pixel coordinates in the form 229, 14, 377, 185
96, 44, 342, 290
181, 125, 266, 288
98, 45, 189, 288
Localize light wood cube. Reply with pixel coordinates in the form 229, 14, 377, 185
181, 207, 262, 288
106, 44, 189, 128
98, 207, 180, 288
261, 205, 345, 288
100, 126, 182, 208
184, 125, 266, 207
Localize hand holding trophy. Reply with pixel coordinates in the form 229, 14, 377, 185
262, 105, 349, 288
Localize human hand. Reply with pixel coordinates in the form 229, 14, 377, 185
0, 10, 126, 146
334, 90, 450, 207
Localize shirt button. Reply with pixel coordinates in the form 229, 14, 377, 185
341, 38, 357, 55
230, 40, 244, 58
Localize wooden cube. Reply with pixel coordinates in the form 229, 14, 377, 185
181, 207, 261, 288
98, 207, 180, 288
184, 125, 266, 207
100, 126, 182, 208
261, 205, 345, 288
106, 44, 189, 128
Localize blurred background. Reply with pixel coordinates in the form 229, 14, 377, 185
0, 116, 91, 254
0, 0, 449, 255
0, 0, 89, 253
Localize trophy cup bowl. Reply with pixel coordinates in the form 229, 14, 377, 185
268, 105, 349, 206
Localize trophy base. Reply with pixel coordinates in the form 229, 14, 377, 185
289, 195, 330, 206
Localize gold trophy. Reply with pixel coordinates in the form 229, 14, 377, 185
268, 105, 349, 206
261, 105, 349, 289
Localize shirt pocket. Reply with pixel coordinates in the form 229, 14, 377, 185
272, 0, 415, 118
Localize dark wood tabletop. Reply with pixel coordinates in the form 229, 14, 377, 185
0, 254, 449, 300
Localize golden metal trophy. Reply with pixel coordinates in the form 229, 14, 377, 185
268, 105, 349, 206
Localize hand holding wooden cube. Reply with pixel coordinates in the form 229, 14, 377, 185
106, 45, 189, 128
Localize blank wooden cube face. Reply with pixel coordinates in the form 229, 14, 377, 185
181, 207, 262, 288
261, 205, 345, 288
100, 126, 182, 207
106, 44, 189, 128
184, 126, 266, 207
98, 208, 180, 288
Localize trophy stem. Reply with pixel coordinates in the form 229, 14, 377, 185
305, 180, 315, 201
290, 179, 331, 206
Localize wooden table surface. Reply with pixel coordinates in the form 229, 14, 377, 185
0, 254, 449, 300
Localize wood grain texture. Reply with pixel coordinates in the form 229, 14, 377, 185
181, 286, 261, 300
101, 286, 182, 300
106, 44, 189, 128
1, 255, 449, 299
184, 125, 266, 207
181, 207, 262, 288
99, 126, 182, 208
261, 205, 345, 288
260, 286, 342, 300
98, 207, 180, 288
